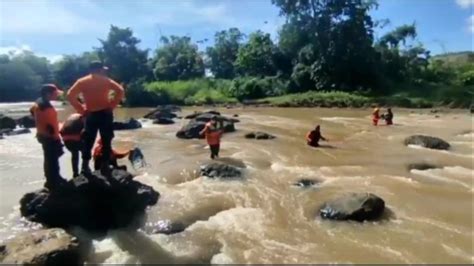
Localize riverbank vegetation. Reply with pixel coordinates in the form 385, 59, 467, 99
0, 0, 472, 108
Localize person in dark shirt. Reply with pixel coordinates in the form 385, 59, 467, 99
306, 125, 327, 147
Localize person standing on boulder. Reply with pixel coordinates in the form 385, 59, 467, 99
30, 84, 66, 190
67, 61, 124, 176
200, 115, 223, 159
59, 113, 84, 178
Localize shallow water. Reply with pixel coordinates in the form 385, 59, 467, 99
0, 104, 472, 264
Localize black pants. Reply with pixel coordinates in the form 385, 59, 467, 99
210, 144, 220, 159
308, 138, 320, 147
38, 137, 64, 187
82, 110, 114, 168
64, 140, 82, 177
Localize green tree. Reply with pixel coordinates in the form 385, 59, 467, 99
152, 36, 205, 81
53, 51, 99, 88
0, 60, 41, 102
235, 31, 279, 77
97, 25, 150, 84
206, 28, 244, 79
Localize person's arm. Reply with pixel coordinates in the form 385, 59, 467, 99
67, 80, 86, 114
109, 79, 125, 109
306, 132, 312, 142
321, 135, 327, 141
45, 108, 59, 138
199, 125, 208, 136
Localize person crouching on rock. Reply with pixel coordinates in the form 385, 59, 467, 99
382, 108, 393, 125
59, 113, 84, 178
200, 115, 223, 159
93, 139, 129, 171
306, 125, 327, 147
30, 84, 66, 190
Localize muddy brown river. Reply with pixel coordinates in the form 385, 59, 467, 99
0, 103, 472, 264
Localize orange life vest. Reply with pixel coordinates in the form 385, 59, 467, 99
204, 122, 221, 145
30, 98, 60, 140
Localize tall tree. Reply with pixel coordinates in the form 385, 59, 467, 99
206, 28, 244, 79
152, 36, 205, 81
97, 25, 150, 84
0, 60, 41, 102
234, 31, 279, 77
53, 52, 99, 88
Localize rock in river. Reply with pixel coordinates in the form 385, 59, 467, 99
153, 117, 175, 125
404, 135, 450, 150
200, 162, 243, 179
292, 179, 320, 188
113, 118, 142, 130
319, 193, 385, 222
0, 228, 85, 265
176, 116, 236, 139
20, 170, 159, 234
16, 115, 35, 128
0, 115, 16, 130
245, 131, 276, 140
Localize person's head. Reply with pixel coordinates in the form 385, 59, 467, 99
388, 108, 392, 113
40, 84, 62, 101
210, 115, 218, 125
315, 125, 320, 131
89, 61, 108, 76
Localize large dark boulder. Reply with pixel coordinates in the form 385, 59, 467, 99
404, 135, 450, 150
200, 162, 243, 179
319, 193, 385, 222
176, 119, 235, 139
0, 115, 16, 130
0, 228, 85, 265
144, 106, 179, 120
20, 170, 159, 234
153, 118, 175, 125
113, 118, 142, 131
245, 131, 275, 140
185, 110, 221, 119
16, 115, 35, 128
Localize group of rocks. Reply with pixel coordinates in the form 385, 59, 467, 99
0, 114, 35, 138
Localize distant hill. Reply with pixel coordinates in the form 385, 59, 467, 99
432, 51, 474, 66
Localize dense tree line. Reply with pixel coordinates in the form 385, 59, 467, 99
0, 0, 472, 106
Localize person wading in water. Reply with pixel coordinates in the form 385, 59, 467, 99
30, 84, 66, 190
306, 125, 328, 147
67, 61, 124, 176
200, 116, 223, 159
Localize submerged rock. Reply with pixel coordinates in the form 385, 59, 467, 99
292, 179, 320, 188
319, 193, 385, 222
407, 163, 439, 171
0, 115, 16, 130
200, 162, 243, 179
245, 131, 275, 140
153, 118, 175, 125
404, 135, 450, 150
20, 170, 159, 234
113, 118, 142, 130
144, 220, 186, 235
0, 228, 85, 265
143, 105, 181, 120
185, 110, 221, 119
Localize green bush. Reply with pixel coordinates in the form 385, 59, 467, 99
263, 91, 371, 107
228, 76, 288, 100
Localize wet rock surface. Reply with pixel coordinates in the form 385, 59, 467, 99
200, 162, 243, 179
177, 111, 236, 139
404, 135, 450, 150
245, 131, 276, 140
0, 228, 86, 265
113, 118, 142, 130
319, 193, 385, 222
20, 170, 159, 235
0, 115, 16, 130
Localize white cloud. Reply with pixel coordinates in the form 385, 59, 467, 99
0, 45, 63, 63
468, 15, 474, 33
456, 0, 474, 8
0, 0, 99, 34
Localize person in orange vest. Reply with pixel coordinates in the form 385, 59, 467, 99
67, 61, 124, 176
372, 106, 380, 126
93, 139, 130, 171
59, 113, 84, 178
199, 116, 223, 159
306, 125, 327, 147
30, 84, 66, 190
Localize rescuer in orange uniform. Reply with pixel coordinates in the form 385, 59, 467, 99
372, 106, 380, 126
30, 84, 66, 190
59, 113, 84, 178
67, 61, 124, 176
200, 116, 223, 159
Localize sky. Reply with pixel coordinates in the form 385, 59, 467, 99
0, 0, 472, 63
